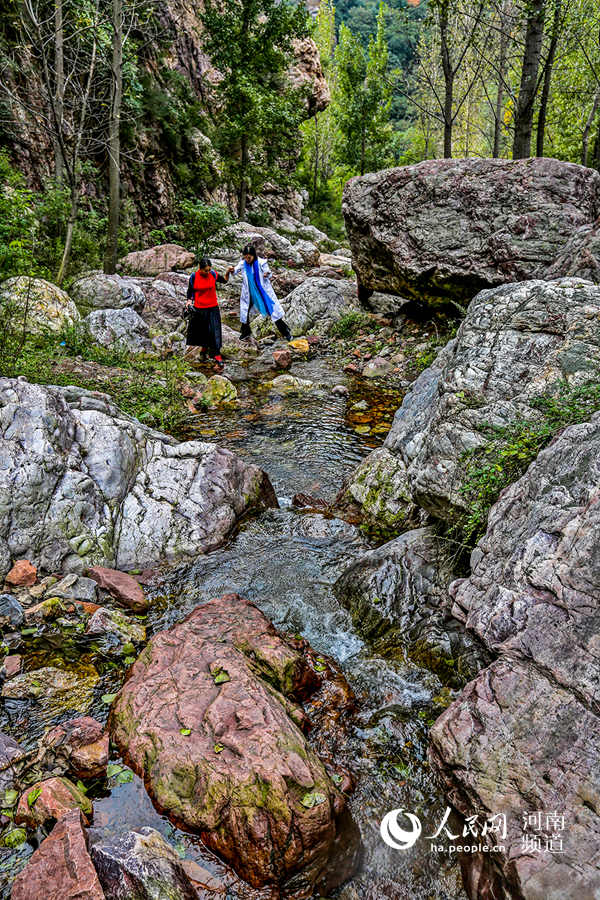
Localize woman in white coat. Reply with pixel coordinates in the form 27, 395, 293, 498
230, 244, 292, 341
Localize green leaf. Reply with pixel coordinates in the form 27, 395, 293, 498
106, 762, 124, 778
101, 693, 117, 705
180, 728, 191, 736
20, 627, 37, 635
121, 642, 135, 656
116, 769, 134, 784
331, 773, 343, 787
27, 787, 42, 808
76, 780, 88, 794
2, 827, 26, 849
124, 656, 135, 665
214, 743, 224, 753
2, 790, 18, 807
300, 791, 326, 809
213, 669, 230, 685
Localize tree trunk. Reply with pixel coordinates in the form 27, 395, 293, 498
439, 0, 454, 158
103, 0, 123, 274
582, 91, 600, 167
57, 188, 78, 284
512, 0, 546, 159
54, 0, 64, 181
238, 133, 248, 217
536, 0, 561, 157
493, 1, 510, 158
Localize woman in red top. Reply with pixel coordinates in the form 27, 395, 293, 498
185, 256, 232, 370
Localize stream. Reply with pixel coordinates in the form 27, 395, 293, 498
0, 346, 466, 899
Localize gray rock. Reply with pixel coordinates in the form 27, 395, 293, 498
214, 222, 303, 265
0, 277, 80, 335
342, 157, 600, 310
70, 273, 146, 312
284, 277, 358, 336
88, 827, 197, 900
362, 356, 393, 378
0, 731, 26, 795
293, 239, 320, 267
429, 413, 600, 899
345, 278, 600, 525
85, 607, 145, 649
0, 378, 277, 576
335, 527, 487, 683
0, 594, 24, 629
83, 307, 152, 353
543, 219, 600, 283
51, 575, 98, 603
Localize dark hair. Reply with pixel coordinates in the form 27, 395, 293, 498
242, 244, 257, 260
198, 256, 211, 269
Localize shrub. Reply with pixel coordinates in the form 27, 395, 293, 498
329, 310, 371, 339
454, 379, 600, 547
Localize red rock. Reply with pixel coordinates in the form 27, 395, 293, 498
3, 654, 22, 678
16, 776, 92, 828
86, 566, 148, 613
42, 717, 109, 779
11, 809, 104, 900
272, 348, 292, 370
5, 560, 37, 587
110, 594, 357, 893
118, 244, 194, 277
343, 363, 360, 375
75, 601, 102, 616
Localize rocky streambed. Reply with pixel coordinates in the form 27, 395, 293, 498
2, 158, 600, 900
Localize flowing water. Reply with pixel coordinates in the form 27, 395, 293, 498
0, 350, 466, 899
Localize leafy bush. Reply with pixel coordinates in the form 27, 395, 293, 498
455, 380, 600, 547
178, 200, 233, 257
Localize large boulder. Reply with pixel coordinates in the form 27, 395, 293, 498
0, 379, 277, 576
344, 278, 600, 526
11, 809, 105, 900
335, 527, 486, 683
430, 413, 600, 898
118, 244, 195, 277
0, 277, 80, 335
70, 273, 145, 312
284, 277, 358, 336
543, 218, 600, 282
83, 307, 152, 354
110, 594, 357, 894
88, 827, 198, 900
343, 157, 600, 310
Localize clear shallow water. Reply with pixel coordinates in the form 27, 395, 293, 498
0, 352, 465, 899
146, 509, 466, 899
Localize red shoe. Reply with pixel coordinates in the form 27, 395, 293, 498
214, 355, 225, 371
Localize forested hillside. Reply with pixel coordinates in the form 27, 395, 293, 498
301, 0, 600, 233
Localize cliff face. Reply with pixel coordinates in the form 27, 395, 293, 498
1, 0, 328, 227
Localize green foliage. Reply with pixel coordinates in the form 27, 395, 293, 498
0, 323, 192, 436
455, 380, 600, 547
179, 200, 233, 256
329, 309, 371, 338
334, 5, 397, 175
199, 0, 311, 214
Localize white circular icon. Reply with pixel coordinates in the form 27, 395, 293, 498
380, 808, 422, 850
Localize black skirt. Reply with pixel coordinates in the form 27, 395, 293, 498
186, 306, 222, 353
